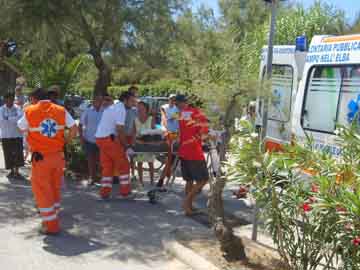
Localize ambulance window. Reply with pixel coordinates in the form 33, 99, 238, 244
338, 65, 360, 126
268, 65, 293, 122
302, 66, 342, 133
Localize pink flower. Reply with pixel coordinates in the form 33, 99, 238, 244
302, 203, 312, 212
353, 237, 360, 246
336, 206, 347, 213
311, 184, 319, 193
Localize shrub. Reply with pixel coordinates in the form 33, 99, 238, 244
226, 121, 360, 269
65, 138, 88, 177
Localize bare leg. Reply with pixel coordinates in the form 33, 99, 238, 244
183, 180, 207, 216
137, 162, 144, 186
148, 162, 154, 185
185, 181, 193, 196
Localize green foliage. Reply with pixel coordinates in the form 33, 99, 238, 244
1, 0, 351, 101
65, 138, 88, 176
275, 1, 347, 45
74, 78, 188, 100
9, 54, 85, 97
226, 122, 360, 269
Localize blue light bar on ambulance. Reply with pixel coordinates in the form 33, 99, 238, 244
296, 35, 307, 52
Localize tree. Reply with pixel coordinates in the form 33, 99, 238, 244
349, 13, 360, 34
275, 1, 347, 44
0, 0, 188, 95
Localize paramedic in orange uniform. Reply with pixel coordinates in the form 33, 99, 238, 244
17, 88, 77, 235
95, 95, 131, 199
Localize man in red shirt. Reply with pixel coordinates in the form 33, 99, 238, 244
175, 94, 209, 216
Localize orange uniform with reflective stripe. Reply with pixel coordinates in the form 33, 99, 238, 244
96, 137, 131, 198
25, 101, 66, 154
25, 101, 67, 234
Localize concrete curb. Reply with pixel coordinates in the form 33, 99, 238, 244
162, 230, 220, 270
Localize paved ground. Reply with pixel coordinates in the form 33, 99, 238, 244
0, 144, 258, 270
169, 179, 254, 224
0, 161, 198, 269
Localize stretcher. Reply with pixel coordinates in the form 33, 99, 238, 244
130, 130, 223, 203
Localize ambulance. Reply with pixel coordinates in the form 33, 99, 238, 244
258, 45, 307, 150
292, 34, 360, 156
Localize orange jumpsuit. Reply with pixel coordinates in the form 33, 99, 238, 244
96, 137, 130, 198
24, 101, 67, 233
95, 103, 131, 199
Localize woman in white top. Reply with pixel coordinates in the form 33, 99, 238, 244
134, 101, 156, 186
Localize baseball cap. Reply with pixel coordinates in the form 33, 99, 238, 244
169, 94, 176, 99
175, 94, 187, 103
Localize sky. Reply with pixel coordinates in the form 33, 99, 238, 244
192, 0, 360, 23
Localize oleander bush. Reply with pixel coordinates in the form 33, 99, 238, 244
226, 120, 360, 270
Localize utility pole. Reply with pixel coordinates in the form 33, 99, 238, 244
260, 0, 278, 143
252, 0, 280, 242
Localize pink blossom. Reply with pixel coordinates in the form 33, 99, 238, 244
302, 203, 312, 212
353, 237, 360, 246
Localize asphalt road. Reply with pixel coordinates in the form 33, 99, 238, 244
0, 157, 196, 270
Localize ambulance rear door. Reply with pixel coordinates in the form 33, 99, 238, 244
292, 34, 360, 156
258, 46, 306, 150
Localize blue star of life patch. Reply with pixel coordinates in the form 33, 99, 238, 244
40, 119, 58, 138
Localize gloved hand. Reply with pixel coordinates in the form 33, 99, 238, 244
126, 147, 135, 158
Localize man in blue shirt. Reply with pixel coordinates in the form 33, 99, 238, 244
79, 95, 103, 185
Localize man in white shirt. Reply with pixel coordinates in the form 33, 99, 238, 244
0, 93, 24, 178
95, 97, 131, 199
79, 95, 103, 185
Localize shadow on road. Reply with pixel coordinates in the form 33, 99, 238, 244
43, 232, 106, 257
0, 177, 200, 265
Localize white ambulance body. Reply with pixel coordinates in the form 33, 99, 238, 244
292, 34, 360, 156
259, 45, 306, 150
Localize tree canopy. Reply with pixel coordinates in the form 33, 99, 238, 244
0, 0, 354, 101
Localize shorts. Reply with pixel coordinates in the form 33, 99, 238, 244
83, 140, 99, 156
180, 159, 209, 182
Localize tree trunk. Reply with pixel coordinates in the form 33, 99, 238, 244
208, 92, 247, 261
208, 174, 247, 261
90, 48, 111, 96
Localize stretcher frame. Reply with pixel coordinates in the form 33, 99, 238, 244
131, 138, 220, 195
